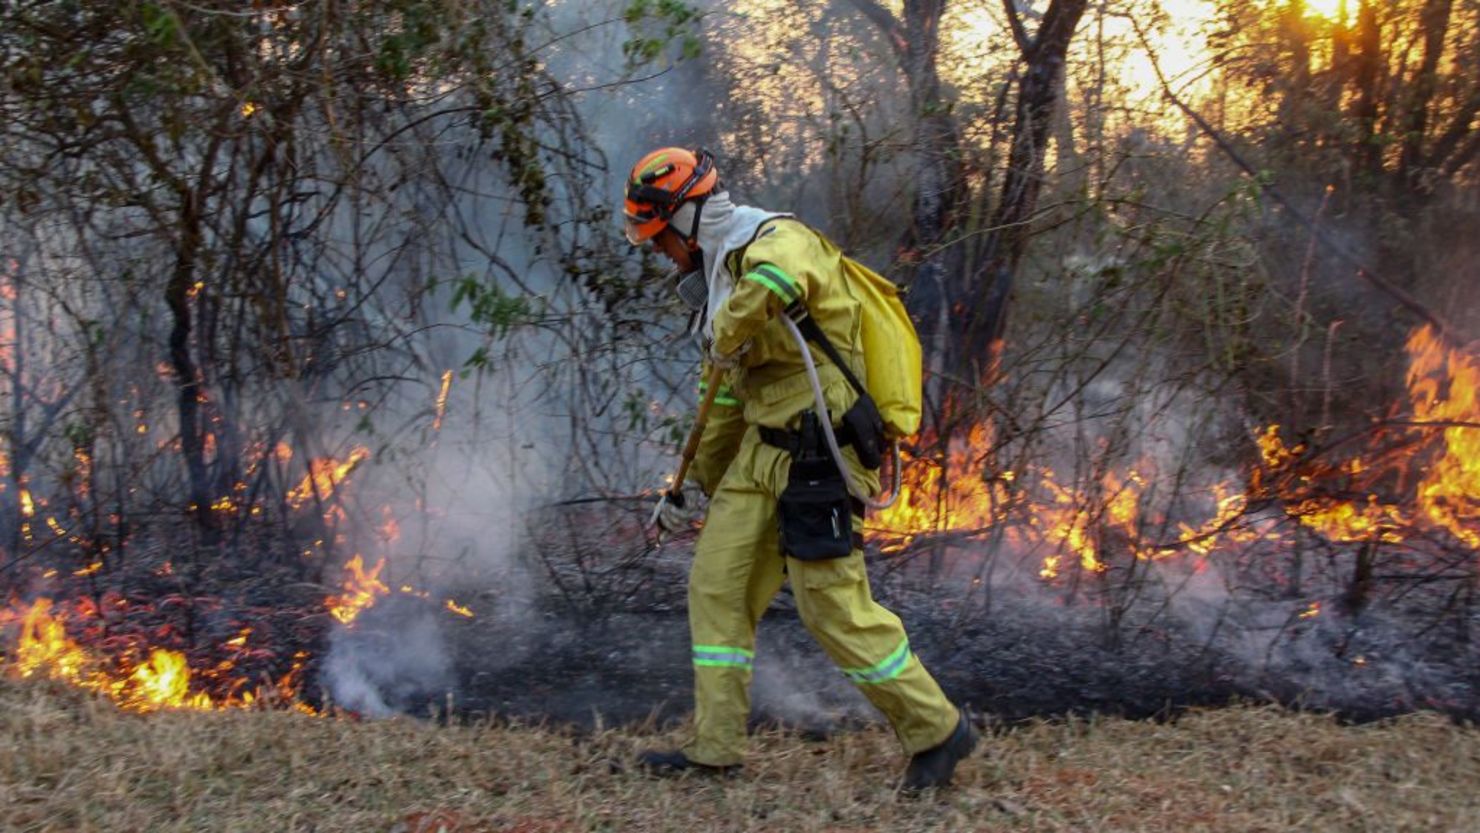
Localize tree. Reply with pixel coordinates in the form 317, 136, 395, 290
0, 0, 617, 556
843, 0, 969, 377
959, 0, 1089, 383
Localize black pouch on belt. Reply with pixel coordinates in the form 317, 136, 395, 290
778, 413, 855, 561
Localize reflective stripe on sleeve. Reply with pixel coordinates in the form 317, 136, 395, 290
692, 644, 754, 669
698, 380, 742, 408
743, 263, 802, 305
841, 638, 911, 685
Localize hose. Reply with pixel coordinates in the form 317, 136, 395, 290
780, 314, 901, 511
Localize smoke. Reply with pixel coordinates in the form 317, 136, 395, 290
751, 621, 873, 730
1153, 553, 1478, 717
319, 359, 557, 714
324, 608, 452, 717
311, 0, 1478, 731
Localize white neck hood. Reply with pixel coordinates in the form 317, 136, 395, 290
674, 190, 789, 340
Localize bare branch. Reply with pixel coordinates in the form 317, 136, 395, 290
1128, 16, 1467, 349
841, 0, 908, 62
1002, 0, 1033, 55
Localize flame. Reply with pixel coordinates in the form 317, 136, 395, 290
434, 370, 453, 431
378, 507, 401, 544
325, 554, 389, 625
7, 599, 266, 712
875, 423, 1009, 538
72, 448, 92, 498
286, 446, 370, 508
1406, 327, 1480, 549
445, 599, 474, 618
1250, 327, 1479, 548
128, 649, 214, 710
869, 324, 1479, 582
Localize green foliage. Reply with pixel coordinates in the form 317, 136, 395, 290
374, 0, 443, 81
446, 275, 539, 338
139, 3, 179, 47
622, 0, 702, 65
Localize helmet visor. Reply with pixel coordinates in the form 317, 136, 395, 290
624, 209, 664, 245
623, 215, 644, 245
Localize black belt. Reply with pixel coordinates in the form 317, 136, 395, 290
757, 425, 869, 521
758, 421, 860, 457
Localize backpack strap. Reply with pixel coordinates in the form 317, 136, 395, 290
783, 300, 868, 401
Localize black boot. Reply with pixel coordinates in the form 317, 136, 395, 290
635, 749, 739, 778
901, 710, 978, 793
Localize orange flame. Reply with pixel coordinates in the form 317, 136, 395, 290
869, 325, 1480, 581
1406, 327, 1480, 548
434, 370, 453, 431
325, 555, 389, 625
7, 599, 265, 712
286, 446, 370, 508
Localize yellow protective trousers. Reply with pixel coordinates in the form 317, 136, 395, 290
681, 428, 960, 767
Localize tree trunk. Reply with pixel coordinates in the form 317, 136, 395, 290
166, 196, 220, 547
1280, 0, 1312, 146
1399, 0, 1452, 195
958, 0, 1089, 380
843, 0, 968, 398
1351, 1, 1383, 184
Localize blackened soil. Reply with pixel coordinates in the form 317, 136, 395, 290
340, 576, 1480, 731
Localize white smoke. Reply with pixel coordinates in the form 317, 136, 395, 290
324, 613, 453, 717
751, 629, 874, 729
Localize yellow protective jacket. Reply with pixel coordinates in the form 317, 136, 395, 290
688, 218, 867, 495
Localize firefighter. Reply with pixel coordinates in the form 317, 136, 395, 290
625, 147, 977, 791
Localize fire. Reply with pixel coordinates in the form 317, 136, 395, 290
128, 649, 214, 710
434, 369, 453, 431
9, 599, 237, 712
1250, 327, 1480, 548
378, 507, 401, 544
1406, 327, 1480, 549
326, 554, 389, 625
871, 325, 1480, 581
322, 556, 477, 627
286, 446, 370, 508
875, 423, 1009, 540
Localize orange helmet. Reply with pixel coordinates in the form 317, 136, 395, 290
623, 147, 719, 244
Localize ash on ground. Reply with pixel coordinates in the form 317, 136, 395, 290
337, 531, 1480, 730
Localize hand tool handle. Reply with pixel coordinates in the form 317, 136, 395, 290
650, 364, 725, 527
671, 364, 725, 494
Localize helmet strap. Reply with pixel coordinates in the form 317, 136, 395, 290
685, 194, 707, 244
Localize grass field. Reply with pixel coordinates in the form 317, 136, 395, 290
2, 677, 1477, 833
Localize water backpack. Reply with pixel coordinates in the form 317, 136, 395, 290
838, 254, 923, 439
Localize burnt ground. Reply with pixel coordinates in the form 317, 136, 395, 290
328, 549, 1480, 730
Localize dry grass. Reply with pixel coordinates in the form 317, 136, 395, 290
2, 677, 1477, 833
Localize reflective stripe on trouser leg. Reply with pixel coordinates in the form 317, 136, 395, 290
788, 548, 960, 755
683, 441, 786, 767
